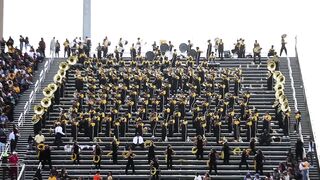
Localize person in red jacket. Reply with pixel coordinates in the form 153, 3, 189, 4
93, 171, 101, 180
8, 151, 19, 180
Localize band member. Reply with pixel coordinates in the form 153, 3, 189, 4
165, 144, 175, 169
54, 122, 65, 149
255, 149, 265, 175
195, 47, 202, 66
280, 36, 287, 56
93, 144, 102, 169
168, 41, 174, 52
195, 135, 205, 159
239, 149, 249, 170
253, 40, 261, 64
181, 119, 188, 141
283, 111, 290, 136
125, 147, 136, 174
295, 138, 304, 161
75, 75, 84, 93
161, 121, 167, 141
233, 117, 240, 141
267, 71, 273, 90
239, 39, 246, 58
187, 40, 193, 53
150, 112, 158, 138
294, 111, 301, 134
218, 39, 224, 60
208, 149, 218, 174
262, 112, 272, 134
250, 138, 256, 155
130, 43, 136, 61
72, 141, 80, 165
103, 36, 109, 58
213, 119, 221, 143
150, 158, 160, 180
222, 142, 230, 164
146, 140, 155, 164
41, 145, 52, 170
206, 40, 212, 59
136, 37, 141, 54
268, 45, 276, 57
112, 138, 118, 164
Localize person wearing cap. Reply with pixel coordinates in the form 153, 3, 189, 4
8, 151, 19, 179
34, 131, 45, 145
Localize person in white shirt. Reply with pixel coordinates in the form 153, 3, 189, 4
132, 133, 144, 150
194, 172, 202, 180
34, 131, 45, 144
50, 37, 56, 57
9, 130, 16, 153
299, 158, 310, 180
54, 123, 65, 149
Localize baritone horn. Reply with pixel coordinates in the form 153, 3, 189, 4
93, 155, 100, 163
34, 105, 44, 115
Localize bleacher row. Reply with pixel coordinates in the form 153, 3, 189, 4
23, 56, 291, 180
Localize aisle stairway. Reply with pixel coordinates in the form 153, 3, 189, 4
279, 56, 319, 179
21, 57, 294, 179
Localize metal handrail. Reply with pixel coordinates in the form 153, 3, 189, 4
17, 163, 26, 180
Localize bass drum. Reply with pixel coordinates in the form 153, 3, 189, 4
188, 49, 197, 59
145, 51, 155, 61
160, 43, 169, 54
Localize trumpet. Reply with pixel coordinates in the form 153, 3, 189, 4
93, 155, 100, 163
59, 62, 70, 71
41, 97, 52, 108
34, 105, 44, 115
43, 87, 54, 97
71, 153, 77, 161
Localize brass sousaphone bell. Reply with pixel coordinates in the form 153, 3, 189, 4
67, 56, 78, 65
34, 105, 44, 115
276, 74, 286, 84
59, 62, 70, 71
267, 60, 276, 72
32, 114, 41, 124
48, 83, 58, 92
43, 87, 54, 97
274, 83, 284, 91
58, 69, 66, 78
41, 97, 52, 108
53, 74, 63, 84
273, 71, 282, 80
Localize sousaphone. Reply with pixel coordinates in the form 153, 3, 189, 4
267, 60, 276, 72
34, 105, 44, 115
41, 97, 52, 108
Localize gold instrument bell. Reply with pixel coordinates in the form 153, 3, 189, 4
71, 153, 77, 161
41, 97, 52, 108
48, 83, 58, 92
59, 62, 70, 71
191, 147, 198, 154
58, 69, 66, 78
37, 143, 45, 151
32, 114, 41, 124
273, 71, 282, 80
274, 83, 284, 91
276, 74, 285, 84
93, 155, 100, 163
122, 151, 130, 158
67, 56, 78, 65
43, 87, 54, 97
34, 105, 44, 115
144, 140, 153, 148
151, 167, 157, 176
267, 60, 276, 72
53, 74, 63, 84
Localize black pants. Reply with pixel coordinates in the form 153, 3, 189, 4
280, 46, 287, 56
239, 160, 249, 169
196, 149, 203, 159
113, 154, 117, 164
223, 155, 229, 164
209, 162, 217, 174
73, 154, 80, 165
167, 157, 173, 169
41, 159, 52, 170
256, 163, 263, 175
10, 140, 16, 153
125, 160, 135, 174
254, 53, 261, 64
218, 50, 223, 60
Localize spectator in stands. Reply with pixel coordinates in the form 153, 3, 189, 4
253, 173, 261, 180
59, 168, 69, 180
0, 112, 8, 129
25, 37, 30, 50
299, 158, 310, 180
194, 172, 202, 180
34, 131, 45, 145
307, 136, 315, 166
8, 129, 16, 153
50, 37, 56, 57
107, 171, 113, 180
295, 138, 304, 161
0, 127, 6, 153
265, 172, 273, 180
8, 151, 19, 180
93, 170, 102, 180
55, 40, 60, 58
48, 172, 57, 180
244, 172, 251, 180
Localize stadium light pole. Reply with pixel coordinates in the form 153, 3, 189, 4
0, 0, 3, 40
83, 0, 91, 39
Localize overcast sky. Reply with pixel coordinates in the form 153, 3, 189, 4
3, 0, 320, 150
